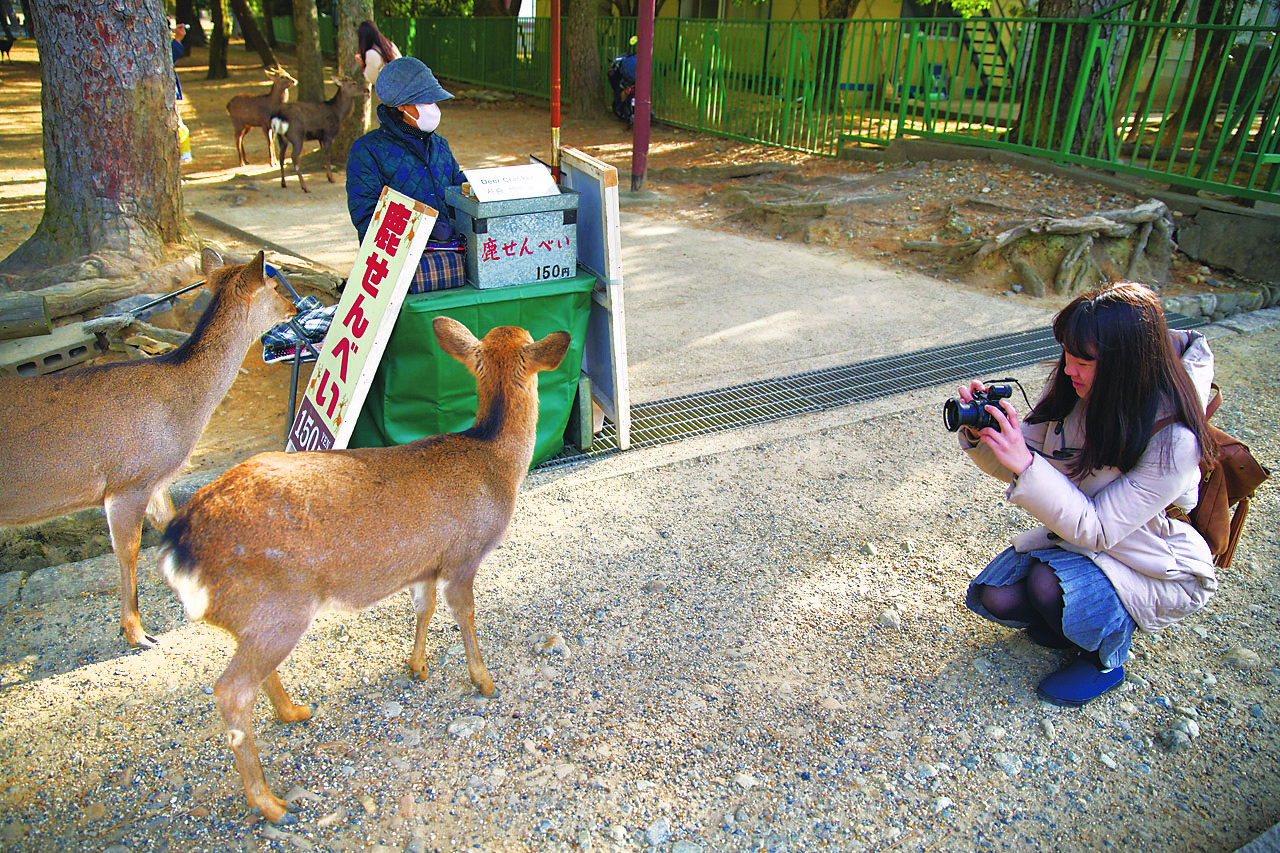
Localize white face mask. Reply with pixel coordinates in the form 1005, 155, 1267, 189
400, 103, 441, 133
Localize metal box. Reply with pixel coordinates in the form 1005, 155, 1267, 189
444, 186, 579, 289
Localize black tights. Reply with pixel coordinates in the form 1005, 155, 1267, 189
977, 560, 1067, 641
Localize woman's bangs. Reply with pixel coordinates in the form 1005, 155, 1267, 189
1055, 304, 1099, 360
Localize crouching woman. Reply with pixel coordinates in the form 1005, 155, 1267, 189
957, 282, 1218, 707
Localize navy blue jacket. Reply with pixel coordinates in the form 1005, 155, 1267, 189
347, 104, 466, 243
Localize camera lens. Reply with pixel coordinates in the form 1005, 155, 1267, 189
943, 398, 967, 432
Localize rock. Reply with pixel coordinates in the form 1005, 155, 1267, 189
1158, 729, 1193, 753
878, 608, 901, 629
935, 796, 955, 812
380, 700, 403, 719
447, 715, 487, 738
645, 816, 671, 846
973, 658, 996, 676
1225, 647, 1262, 669
1099, 752, 1119, 769
1040, 720, 1056, 741
532, 633, 569, 657
642, 579, 668, 593
0, 571, 21, 608
673, 841, 704, 853
1174, 717, 1201, 739
734, 771, 761, 789
993, 753, 1022, 776
604, 825, 627, 843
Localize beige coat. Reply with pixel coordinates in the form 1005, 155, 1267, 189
962, 329, 1217, 632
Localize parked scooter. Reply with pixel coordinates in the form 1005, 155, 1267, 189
608, 38, 637, 128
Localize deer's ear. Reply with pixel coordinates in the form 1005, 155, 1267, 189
433, 316, 480, 368
201, 248, 224, 276
527, 330, 570, 373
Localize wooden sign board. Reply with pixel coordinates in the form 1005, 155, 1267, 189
286, 187, 436, 452
557, 146, 630, 450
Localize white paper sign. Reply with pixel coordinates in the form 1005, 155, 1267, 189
465, 164, 560, 202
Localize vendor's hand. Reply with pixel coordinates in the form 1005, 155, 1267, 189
977, 399, 1033, 475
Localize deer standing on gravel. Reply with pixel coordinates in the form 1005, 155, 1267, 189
225, 68, 297, 167
160, 317, 569, 823
0, 250, 292, 648
270, 78, 364, 193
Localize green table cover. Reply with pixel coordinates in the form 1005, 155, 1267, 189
349, 271, 595, 467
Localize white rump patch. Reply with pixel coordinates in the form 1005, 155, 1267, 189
161, 551, 209, 622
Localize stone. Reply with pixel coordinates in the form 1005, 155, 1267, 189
1225, 647, 1263, 670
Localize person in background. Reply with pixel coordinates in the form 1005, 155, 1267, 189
171, 21, 188, 100
346, 57, 465, 287
956, 282, 1218, 707
356, 20, 401, 109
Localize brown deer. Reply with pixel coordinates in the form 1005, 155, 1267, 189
225, 67, 297, 167
160, 317, 569, 823
0, 250, 293, 648
270, 77, 364, 193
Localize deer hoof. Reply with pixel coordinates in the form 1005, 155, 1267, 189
123, 625, 158, 649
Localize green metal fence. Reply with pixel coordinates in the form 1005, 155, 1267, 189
263, 9, 1279, 205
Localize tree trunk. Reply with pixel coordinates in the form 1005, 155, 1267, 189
330, 0, 374, 165
566, 0, 605, 119
1006, 0, 1113, 157
0, 0, 197, 285
474, 0, 521, 16
175, 0, 206, 47
263, 1, 277, 48
293, 0, 327, 103
229, 0, 281, 69
208, 0, 229, 79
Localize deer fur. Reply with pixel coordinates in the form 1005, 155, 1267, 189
270, 78, 364, 193
160, 317, 569, 823
0, 250, 292, 648
225, 68, 297, 167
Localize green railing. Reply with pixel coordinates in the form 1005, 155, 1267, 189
262, 11, 1279, 204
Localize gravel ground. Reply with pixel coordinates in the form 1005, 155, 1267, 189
0, 316, 1277, 853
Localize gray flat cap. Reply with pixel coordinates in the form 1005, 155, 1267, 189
375, 57, 453, 106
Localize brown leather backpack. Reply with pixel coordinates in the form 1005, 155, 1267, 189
1157, 385, 1270, 569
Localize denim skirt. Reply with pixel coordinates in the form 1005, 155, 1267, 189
965, 546, 1136, 670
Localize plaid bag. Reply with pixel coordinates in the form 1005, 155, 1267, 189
409, 238, 467, 294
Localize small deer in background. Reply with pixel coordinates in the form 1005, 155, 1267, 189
0, 250, 293, 648
161, 317, 569, 823
225, 67, 297, 167
270, 77, 363, 192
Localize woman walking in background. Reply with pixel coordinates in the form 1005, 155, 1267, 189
356, 20, 401, 108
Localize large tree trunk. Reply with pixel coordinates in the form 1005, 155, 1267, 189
330, 0, 374, 164
293, 0, 326, 103
1007, 0, 1113, 157
208, 0, 229, 79
474, 0, 521, 16
229, 0, 281, 69
566, 0, 605, 119
0, 0, 197, 286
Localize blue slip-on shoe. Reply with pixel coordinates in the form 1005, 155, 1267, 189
1036, 655, 1124, 707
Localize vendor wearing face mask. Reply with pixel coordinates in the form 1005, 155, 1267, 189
347, 57, 465, 248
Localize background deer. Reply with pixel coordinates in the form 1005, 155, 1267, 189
225, 67, 297, 167
160, 317, 569, 823
270, 77, 363, 193
0, 250, 293, 648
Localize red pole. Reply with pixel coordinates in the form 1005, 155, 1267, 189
631, 0, 656, 192
550, 0, 562, 180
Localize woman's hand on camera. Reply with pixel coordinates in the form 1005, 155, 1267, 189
978, 399, 1033, 475
957, 380, 987, 404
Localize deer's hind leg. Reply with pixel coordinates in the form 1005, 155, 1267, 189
444, 575, 495, 697
104, 491, 154, 648
215, 616, 311, 824
406, 581, 438, 680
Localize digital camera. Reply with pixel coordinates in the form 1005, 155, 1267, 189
943, 384, 1013, 432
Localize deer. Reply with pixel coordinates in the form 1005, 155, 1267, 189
0, 250, 293, 649
159, 317, 570, 823
225, 67, 297, 167
270, 77, 364, 193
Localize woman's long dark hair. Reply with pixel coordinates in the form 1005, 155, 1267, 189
1025, 282, 1216, 477
358, 20, 397, 65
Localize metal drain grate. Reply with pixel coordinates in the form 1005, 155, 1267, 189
539, 314, 1206, 470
